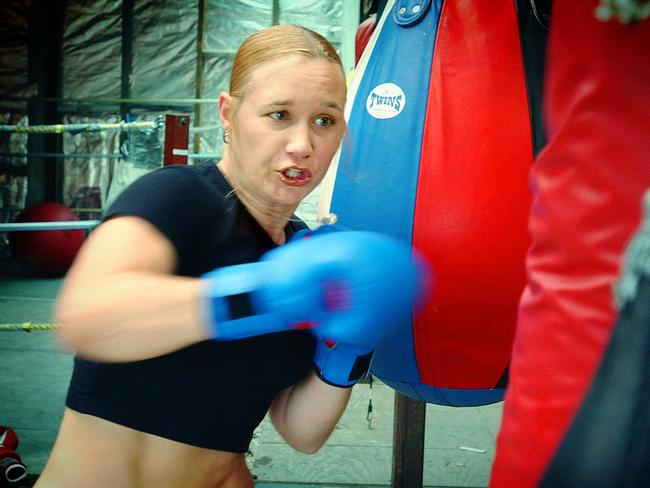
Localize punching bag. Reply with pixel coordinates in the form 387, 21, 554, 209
318, 0, 533, 406
490, 2, 650, 486
9, 202, 86, 278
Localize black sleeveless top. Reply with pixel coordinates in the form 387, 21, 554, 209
66, 161, 315, 452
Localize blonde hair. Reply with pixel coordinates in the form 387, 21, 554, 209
230, 24, 344, 99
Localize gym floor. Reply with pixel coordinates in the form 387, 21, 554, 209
0, 250, 502, 488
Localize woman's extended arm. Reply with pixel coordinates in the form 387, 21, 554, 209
54, 216, 208, 362
268, 372, 352, 454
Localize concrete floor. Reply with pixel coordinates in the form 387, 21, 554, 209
0, 251, 501, 487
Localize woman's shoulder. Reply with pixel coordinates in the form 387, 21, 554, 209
121, 161, 227, 203
154, 160, 223, 185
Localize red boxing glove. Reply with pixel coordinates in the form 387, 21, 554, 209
0, 426, 27, 483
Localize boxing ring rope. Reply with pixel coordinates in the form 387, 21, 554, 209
2, 152, 123, 160
0, 221, 100, 232
172, 149, 219, 159
0, 120, 161, 134
0, 115, 222, 161
0, 322, 60, 332
1, 96, 220, 107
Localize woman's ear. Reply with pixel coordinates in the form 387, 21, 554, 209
218, 91, 233, 132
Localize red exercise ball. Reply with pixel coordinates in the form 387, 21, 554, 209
9, 202, 86, 278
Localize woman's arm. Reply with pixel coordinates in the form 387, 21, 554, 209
268, 372, 352, 454
54, 216, 208, 362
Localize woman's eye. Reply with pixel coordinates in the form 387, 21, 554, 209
269, 111, 289, 121
315, 116, 335, 128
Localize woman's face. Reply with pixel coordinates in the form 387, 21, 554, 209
219, 55, 346, 214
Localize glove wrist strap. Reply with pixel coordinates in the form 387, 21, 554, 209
313, 340, 374, 388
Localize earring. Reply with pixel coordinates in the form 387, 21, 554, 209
223, 130, 232, 144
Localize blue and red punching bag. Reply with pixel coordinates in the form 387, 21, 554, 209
490, 2, 650, 487
318, 0, 533, 406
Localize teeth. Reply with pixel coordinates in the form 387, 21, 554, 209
285, 168, 302, 178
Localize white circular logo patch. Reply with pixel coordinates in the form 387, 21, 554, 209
366, 82, 406, 119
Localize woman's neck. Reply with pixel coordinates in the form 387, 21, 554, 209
216, 161, 293, 246
246, 205, 290, 245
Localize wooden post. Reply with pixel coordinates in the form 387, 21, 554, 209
392, 393, 426, 488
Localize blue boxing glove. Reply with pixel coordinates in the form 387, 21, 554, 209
264, 230, 431, 387
201, 224, 349, 340
201, 230, 430, 353
201, 261, 312, 340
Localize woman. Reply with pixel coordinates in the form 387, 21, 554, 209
36, 25, 424, 487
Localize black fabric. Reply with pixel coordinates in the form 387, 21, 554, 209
494, 366, 509, 389
349, 351, 373, 382
66, 161, 315, 453
540, 276, 650, 487
516, 0, 551, 157
226, 292, 255, 320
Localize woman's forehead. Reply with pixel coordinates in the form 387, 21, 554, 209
242, 55, 345, 98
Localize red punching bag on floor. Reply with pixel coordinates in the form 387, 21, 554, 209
490, 3, 650, 487
9, 202, 86, 278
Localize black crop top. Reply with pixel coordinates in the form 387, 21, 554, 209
66, 161, 316, 453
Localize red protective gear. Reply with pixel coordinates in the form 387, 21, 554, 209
490, 2, 650, 487
0, 426, 27, 483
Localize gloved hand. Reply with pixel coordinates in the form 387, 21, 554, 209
0, 426, 27, 484
265, 229, 429, 333
201, 230, 430, 345
284, 230, 430, 387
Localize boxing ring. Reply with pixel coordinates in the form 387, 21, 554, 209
0, 113, 224, 279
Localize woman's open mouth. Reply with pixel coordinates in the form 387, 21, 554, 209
278, 167, 312, 186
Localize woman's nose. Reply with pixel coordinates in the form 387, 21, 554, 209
285, 123, 313, 159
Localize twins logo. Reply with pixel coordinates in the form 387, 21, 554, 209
365, 83, 406, 119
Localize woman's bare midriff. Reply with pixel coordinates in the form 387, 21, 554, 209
35, 409, 254, 488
